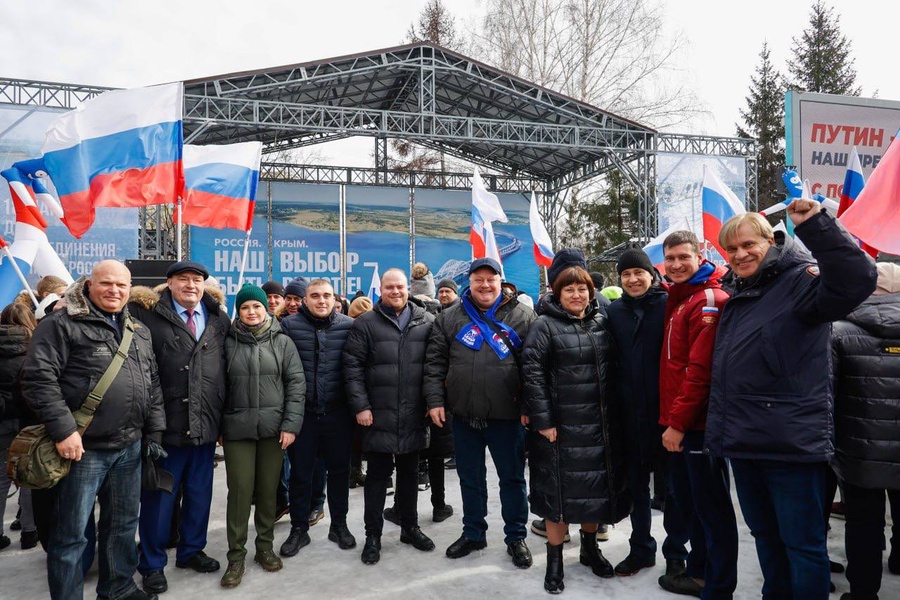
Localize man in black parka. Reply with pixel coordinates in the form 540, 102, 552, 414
129, 261, 230, 595
606, 247, 691, 579
278, 279, 356, 557
343, 268, 436, 565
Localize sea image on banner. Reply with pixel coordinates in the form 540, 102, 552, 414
412, 188, 539, 302
190, 181, 343, 306
0, 104, 138, 280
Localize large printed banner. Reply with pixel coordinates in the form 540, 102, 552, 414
412, 188, 536, 297
190, 181, 540, 308
786, 91, 900, 198
657, 153, 747, 235
0, 105, 139, 279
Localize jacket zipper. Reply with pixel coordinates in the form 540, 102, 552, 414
666, 316, 674, 360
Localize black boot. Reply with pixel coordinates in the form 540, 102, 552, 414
544, 542, 565, 594
579, 529, 614, 578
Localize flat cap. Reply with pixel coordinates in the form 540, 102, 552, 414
166, 260, 209, 279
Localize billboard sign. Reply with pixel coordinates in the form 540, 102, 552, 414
786, 91, 900, 198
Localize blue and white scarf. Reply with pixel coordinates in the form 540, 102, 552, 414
456, 291, 522, 360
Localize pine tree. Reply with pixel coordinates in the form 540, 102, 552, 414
558, 170, 637, 259
789, 1, 860, 95
737, 42, 786, 209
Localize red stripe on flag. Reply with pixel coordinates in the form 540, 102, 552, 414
702, 213, 727, 259
60, 161, 183, 238
181, 190, 253, 231
533, 243, 553, 268
469, 226, 486, 259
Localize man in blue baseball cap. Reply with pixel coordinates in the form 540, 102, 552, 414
425, 256, 537, 569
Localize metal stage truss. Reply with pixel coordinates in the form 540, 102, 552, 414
0, 43, 757, 260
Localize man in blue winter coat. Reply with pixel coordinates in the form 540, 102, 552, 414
706, 200, 877, 599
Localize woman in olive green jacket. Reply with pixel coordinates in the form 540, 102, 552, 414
220, 284, 306, 588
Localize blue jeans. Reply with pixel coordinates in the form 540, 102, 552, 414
49, 440, 141, 600
626, 455, 690, 562
731, 459, 829, 600
452, 418, 527, 544
669, 432, 738, 599
139, 443, 215, 572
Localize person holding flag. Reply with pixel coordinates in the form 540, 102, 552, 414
706, 201, 877, 599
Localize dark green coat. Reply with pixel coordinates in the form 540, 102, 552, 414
223, 318, 306, 441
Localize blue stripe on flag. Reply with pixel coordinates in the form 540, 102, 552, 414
702, 187, 739, 223
44, 121, 182, 197
185, 163, 259, 201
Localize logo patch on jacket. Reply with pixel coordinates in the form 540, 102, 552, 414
93, 345, 112, 357
806, 266, 820, 277
701, 306, 719, 324
884, 346, 900, 354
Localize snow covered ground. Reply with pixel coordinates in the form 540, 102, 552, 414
1, 456, 897, 599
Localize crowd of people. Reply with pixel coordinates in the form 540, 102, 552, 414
0, 198, 898, 600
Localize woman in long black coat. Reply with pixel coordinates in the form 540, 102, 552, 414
523, 265, 629, 594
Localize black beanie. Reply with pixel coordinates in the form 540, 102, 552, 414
589, 272, 605, 290
616, 247, 656, 275
261, 280, 285, 297
547, 248, 587, 286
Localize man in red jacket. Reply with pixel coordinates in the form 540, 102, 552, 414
658, 231, 738, 599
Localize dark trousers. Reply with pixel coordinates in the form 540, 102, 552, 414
452, 418, 527, 544
669, 431, 738, 599
731, 459, 829, 600
626, 456, 689, 562
138, 443, 216, 573
843, 481, 892, 600
311, 458, 327, 512
428, 457, 447, 508
364, 451, 419, 535
286, 409, 354, 531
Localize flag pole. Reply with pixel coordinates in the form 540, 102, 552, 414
1, 246, 39, 307
231, 228, 252, 319
176, 197, 183, 262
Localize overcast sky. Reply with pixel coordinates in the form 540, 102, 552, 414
2, 0, 896, 150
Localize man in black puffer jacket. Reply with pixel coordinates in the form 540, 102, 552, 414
22, 260, 164, 600
344, 268, 436, 565
278, 279, 356, 557
832, 261, 900, 600
128, 261, 230, 594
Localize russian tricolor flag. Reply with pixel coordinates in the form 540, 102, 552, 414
840, 133, 900, 255
470, 168, 507, 260
836, 147, 877, 257
701, 165, 745, 259
529, 192, 554, 268
40, 82, 184, 238
838, 147, 865, 216
0, 168, 73, 308
180, 142, 262, 232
